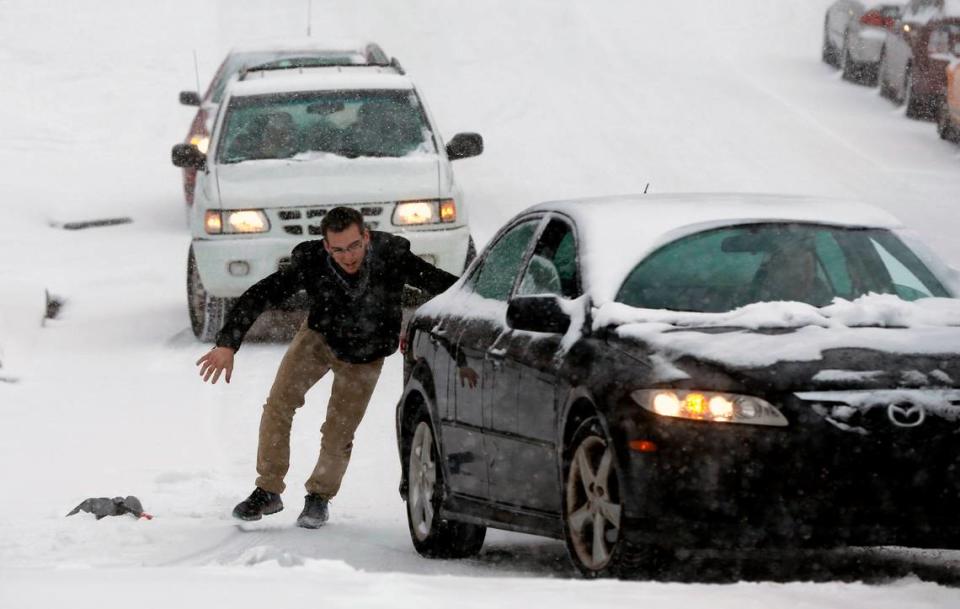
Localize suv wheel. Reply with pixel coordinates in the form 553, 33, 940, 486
405, 415, 485, 558
187, 246, 234, 342
563, 417, 661, 578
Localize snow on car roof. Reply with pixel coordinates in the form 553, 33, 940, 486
228, 69, 414, 97
530, 193, 903, 304
227, 38, 378, 54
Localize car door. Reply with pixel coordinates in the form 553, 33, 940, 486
486, 215, 582, 513
438, 217, 542, 500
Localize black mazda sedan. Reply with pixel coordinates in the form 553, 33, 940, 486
394, 193, 960, 577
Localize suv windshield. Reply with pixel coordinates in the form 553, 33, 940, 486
616, 224, 951, 312
217, 89, 434, 163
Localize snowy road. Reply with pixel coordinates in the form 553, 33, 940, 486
2, 0, 960, 607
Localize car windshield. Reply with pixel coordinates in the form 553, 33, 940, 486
615, 223, 951, 312
216, 89, 434, 163
207, 51, 368, 103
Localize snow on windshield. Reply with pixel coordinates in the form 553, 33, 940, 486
217, 90, 434, 163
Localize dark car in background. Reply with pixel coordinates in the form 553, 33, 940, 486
395, 193, 960, 577
879, 0, 960, 118
823, 1, 903, 85
176, 40, 391, 205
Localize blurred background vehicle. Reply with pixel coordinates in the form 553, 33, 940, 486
823, 1, 903, 85
878, 0, 960, 119
936, 25, 960, 141
177, 40, 392, 205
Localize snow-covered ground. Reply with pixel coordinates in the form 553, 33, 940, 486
2, 0, 960, 606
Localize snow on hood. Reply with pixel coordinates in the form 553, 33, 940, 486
597, 294, 960, 368
214, 152, 440, 208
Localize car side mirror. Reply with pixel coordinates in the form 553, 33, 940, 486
180, 90, 201, 106
171, 143, 207, 170
446, 132, 483, 160
507, 295, 570, 334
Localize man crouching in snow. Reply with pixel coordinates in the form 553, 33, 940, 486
195, 206, 458, 528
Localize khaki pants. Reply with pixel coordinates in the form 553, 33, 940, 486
255, 322, 384, 499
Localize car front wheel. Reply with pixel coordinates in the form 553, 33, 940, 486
563, 417, 661, 578
187, 246, 234, 342
405, 416, 485, 558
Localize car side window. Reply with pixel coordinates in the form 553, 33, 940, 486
469, 220, 539, 301
517, 219, 581, 299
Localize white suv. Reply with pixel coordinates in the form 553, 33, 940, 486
172, 65, 483, 340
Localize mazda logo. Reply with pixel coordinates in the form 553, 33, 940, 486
887, 403, 925, 428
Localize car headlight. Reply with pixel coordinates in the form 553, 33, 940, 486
189, 134, 210, 154
392, 199, 456, 225
204, 209, 270, 234
631, 389, 788, 427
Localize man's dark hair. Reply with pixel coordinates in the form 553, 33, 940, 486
320, 206, 365, 237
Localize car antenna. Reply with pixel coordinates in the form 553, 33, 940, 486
306, 0, 312, 37
643, 183, 651, 194
192, 50, 202, 100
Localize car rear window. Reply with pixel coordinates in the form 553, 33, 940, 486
615, 224, 950, 312
217, 89, 434, 163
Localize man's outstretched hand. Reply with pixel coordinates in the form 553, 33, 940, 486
196, 346, 235, 384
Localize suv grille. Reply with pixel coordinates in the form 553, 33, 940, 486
277, 204, 384, 236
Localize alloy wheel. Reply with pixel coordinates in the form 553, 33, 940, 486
565, 434, 623, 572
408, 421, 438, 542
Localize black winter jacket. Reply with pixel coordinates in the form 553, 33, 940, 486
216, 231, 458, 363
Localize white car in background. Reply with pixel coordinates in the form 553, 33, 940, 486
171, 64, 483, 341
822, 1, 903, 84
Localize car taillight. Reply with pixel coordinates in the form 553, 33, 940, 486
860, 10, 886, 28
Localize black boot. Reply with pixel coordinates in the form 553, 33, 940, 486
296, 493, 329, 529
232, 487, 283, 521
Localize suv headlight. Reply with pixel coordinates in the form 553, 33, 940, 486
631, 389, 788, 427
393, 199, 456, 225
189, 134, 210, 154
205, 209, 270, 234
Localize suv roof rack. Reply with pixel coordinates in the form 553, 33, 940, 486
238, 55, 405, 80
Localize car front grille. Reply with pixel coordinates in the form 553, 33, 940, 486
276, 204, 385, 236
793, 389, 960, 438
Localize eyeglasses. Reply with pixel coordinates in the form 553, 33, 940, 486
328, 239, 364, 255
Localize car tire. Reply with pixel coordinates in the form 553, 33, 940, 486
562, 416, 661, 578
939, 98, 960, 143
903, 66, 925, 119
405, 415, 486, 558
187, 246, 234, 342
840, 34, 869, 85
822, 18, 839, 68
878, 49, 894, 99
